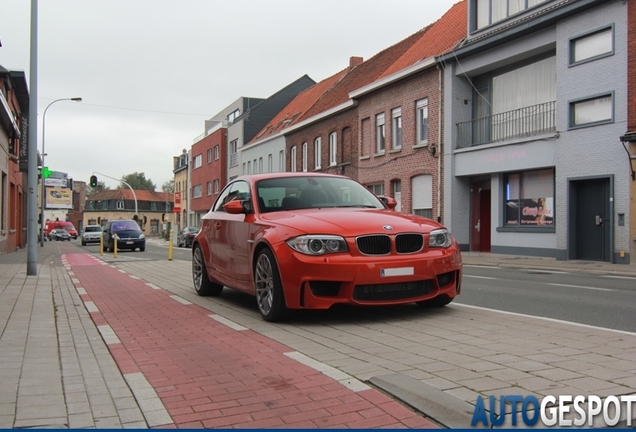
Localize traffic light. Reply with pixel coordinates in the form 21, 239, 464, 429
90, 175, 98, 187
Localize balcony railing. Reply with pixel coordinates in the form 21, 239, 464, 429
456, 101, 556, 149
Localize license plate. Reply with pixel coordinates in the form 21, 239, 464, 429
126, 241, 134, 245
381, 267, 414, 277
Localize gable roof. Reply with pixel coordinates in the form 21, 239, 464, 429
87, 189, 173, 203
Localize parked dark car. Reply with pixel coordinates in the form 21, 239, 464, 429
49, 228, 72, 241
102, 219, 145, 252
177, 227, 198, 248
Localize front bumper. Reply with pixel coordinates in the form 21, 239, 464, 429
270, 241, 463, 310
115, 239, 145, 250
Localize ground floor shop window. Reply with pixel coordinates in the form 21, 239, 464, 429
504, 168, 554, 226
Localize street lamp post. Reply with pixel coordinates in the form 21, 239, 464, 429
40, 97, 82, 246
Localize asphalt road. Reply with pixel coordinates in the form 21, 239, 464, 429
87, 241, 636, 333
459, 264, 636, 333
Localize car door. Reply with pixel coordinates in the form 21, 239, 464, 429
208, 180, 252, 284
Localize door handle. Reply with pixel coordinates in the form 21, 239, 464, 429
595, 215, 603, 226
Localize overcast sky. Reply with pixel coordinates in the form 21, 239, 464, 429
1, 0, 458, 189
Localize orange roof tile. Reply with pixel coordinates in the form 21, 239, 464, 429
87, 189, 173, 203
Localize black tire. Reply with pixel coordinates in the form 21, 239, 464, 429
81, 241, 86, 246
416, 295, 453, 308
140, 246, 145, 252
192, 245, 223, 296
254, 248, 290, 322
107, 240, 113, 253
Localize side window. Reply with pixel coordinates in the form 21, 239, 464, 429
213, 186, 232, 212
213, 181, 251, 212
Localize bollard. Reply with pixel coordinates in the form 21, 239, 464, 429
168, 229, 173, 261
113, 233, 118, 258
100, 232, 104, 256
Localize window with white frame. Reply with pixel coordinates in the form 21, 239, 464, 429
279, 150, 284, 172
247, 161, 251, 174
242, 163, 246, 175
329, 132, 337, 166
214, 145, 219, 160
367, 183, 384, 196
116, 200, 124, 210
302, 142, 308, 172
268, 154, 273, 173
193, 154, 202, 168
207, 181, 212, 196
392, 108, 402, 149
570, 26, 613, 66
229, 139, 239, 167
412, 175, 432, 218
569, 93, 613, 129
214, 179, 219, 194
192, 184, 202, 198
416, 99, 429, 145
393, 180, 402, 212
474, 0, 548, 31
504, 168, 554, 226
291, 146, 297, 172
253, 159, 258, 174
376, 113, 385, 154
259, 157, 263, 174
207, 149, 212, 163
314, 137, 322, 169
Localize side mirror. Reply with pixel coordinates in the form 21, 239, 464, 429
378, 196, 398, 209
224, 200, 246, 214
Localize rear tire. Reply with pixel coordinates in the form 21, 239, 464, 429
416, 295, 453, 308
254, 249, 290, 322
192, 245, 223, 296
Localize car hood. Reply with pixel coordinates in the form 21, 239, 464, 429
260, 208, 444, 237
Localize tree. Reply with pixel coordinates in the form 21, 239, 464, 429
86, 181, 109, 197
162, 179, 174, 193
120, 172, 156, 191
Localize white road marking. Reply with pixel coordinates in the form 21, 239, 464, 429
548, 283, 613, 292
124, 372, 173, 427
146, 283, 161, 290
209, 315, 248, 331
603, 275, 636, 280
285, 351, 370, 392
464, 275, 497, 280
84, 301, 99, 313
97, 325, 121, 345
169, 295, 192, 305
463, 265, 501, 269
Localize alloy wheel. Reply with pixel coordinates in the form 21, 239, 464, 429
255, 253, 274, 315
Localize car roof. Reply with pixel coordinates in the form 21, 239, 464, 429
235, 172, 348, 182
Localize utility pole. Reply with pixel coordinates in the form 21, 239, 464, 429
26, 0, 38, 276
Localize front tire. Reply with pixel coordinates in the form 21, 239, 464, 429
192, 245, 223, 296
255, 249, 290, 322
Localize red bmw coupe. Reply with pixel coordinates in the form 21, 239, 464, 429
192, 173, 462, 322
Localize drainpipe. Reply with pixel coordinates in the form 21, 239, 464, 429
437, 63, 443, 223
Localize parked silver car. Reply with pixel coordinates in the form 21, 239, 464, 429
81, 225, 103, 246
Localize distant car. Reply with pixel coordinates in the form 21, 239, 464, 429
177, 227, 198, 248
192, 173, 463, 322
49, 228, 72, 241
102, 219, 146, 252
45, 221, 78, 239
81, 225, 103, 246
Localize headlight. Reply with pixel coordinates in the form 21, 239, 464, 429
287, 235, 348, 255
429, 229, 452, 248
139, 233, 145, 239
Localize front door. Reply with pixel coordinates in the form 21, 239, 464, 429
571, 178, 611, 261
471, 181, 491, 252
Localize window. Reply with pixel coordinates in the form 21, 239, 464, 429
302, 142, 308, 172
214, 145, 219, 160
207, 149, 212, 163
213, 180, 250, 212
192, 185, 202, 198
254, 159, 258, 174
416, 99, 429, 145
116, 200, 124, 210
569, 93, 613, 129
268, 154, 273, 173
242, 163, 246, 175
412, 175, 433, 218
207, 181, 212, 196
259, 157, 263, 174
291, 146, 297, 172
570, 26, 613, 66
229, 139, 239, 167
279, 150, 284, 172
214, 179, 219, 194
376, 113, 385, 154
314, 137, 322, 169
227, 109, 241, 123
392, 108, 402, 149
393, 180, 402, 212
247, 161, 251, 174
474, 0, 548, 31
193, 154, 202, 168
360, 118, 371, 157
504, 168, 554, 226
329, 132, 337, 166
101, 200, 109, 210
367, 183, 384, 196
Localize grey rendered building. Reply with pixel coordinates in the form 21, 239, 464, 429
441, 0, 630, 264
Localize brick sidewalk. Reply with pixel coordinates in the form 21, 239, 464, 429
64, 251, 438, 428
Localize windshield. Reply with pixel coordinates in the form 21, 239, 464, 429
185, 227, 198, 232
256, 176, 384, 213
85, 226, 102, 232
63, 225, 76, 231
111, 221, 141, 231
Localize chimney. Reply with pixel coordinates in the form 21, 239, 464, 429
350, 56, 363, 67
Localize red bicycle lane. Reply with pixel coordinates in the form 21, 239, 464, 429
62, 252, 438, 429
